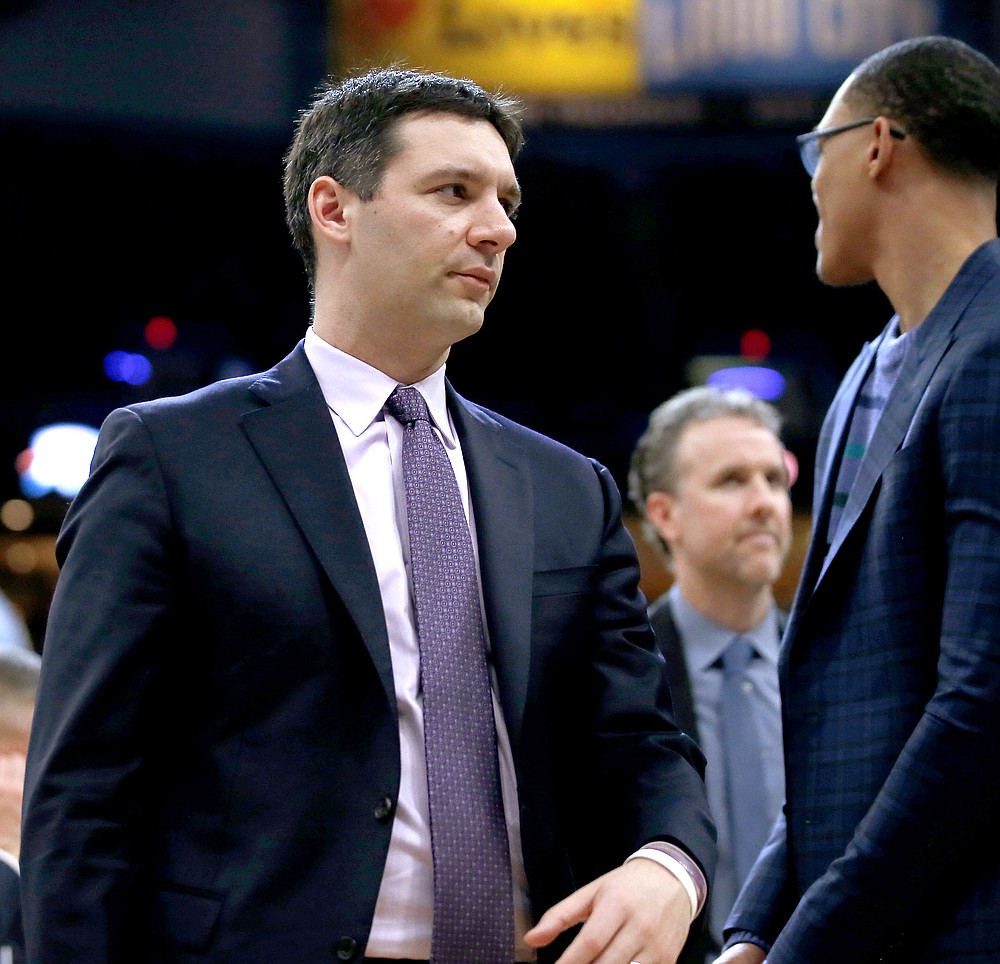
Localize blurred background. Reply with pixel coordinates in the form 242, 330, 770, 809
2, 0, 998, 648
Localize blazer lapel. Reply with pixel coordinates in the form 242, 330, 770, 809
786, 337, 877, 631
241, 343, 395, 706
814, 339, 878, 518
449, 386, 534, 750
813, 304, 965, 594
648, 597, 699, 742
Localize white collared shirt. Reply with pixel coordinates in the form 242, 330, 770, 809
302, 327, 533, 960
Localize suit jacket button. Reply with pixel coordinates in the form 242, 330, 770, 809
373, 795, 394, 822
335, 936, 358, 960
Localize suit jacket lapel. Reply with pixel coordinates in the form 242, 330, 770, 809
786, 337, 877, 632
647, 597, 699, 742
241, 343, 395, 706
813, 304, 965, 594
449, 386, 534, 750
814, 339, 878, 518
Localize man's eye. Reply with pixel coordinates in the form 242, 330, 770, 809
440, 184, 467, 199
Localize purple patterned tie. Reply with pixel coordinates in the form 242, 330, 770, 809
385, 386, 514, 964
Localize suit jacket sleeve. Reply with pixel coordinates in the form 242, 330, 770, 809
21, 408, 177, 960
585, 463, 717, 875
493, 430, 717, 924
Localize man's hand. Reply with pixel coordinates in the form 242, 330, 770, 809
524, 857, 693, 963
712, 942, 766, 963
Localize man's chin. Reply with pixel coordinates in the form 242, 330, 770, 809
817, 255, 875, 288
442, 306, 487, 343
737, 555, 785, 588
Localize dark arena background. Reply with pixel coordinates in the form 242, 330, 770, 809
2, 0, 997, 643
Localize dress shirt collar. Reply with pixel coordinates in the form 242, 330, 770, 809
667, 583, 780, 673
303, 326, 455, 445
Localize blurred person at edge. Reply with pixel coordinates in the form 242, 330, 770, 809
0, 647, 41, 963
629, 386, 793, 963
717, 34, 1000, 964
0, 595, 31, 654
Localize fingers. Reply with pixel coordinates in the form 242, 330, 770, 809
553, 909, 632, 964
524, 876, 600, 948
526, 861, 690, 964
712, 943, 767, 964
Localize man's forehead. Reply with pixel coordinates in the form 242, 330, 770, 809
677, 416, 784, 462
682, 414, 778, 441
387, 112, 520, 198
393, 112, 513, 159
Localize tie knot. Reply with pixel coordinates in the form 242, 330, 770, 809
723, 636, 755, 675
386, 385, 430, 426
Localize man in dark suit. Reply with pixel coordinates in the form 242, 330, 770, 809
20, 68, 715, 963
628, 387, 792, 963
718, 35, 1000, 964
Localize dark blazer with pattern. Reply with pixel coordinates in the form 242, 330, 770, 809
726, 239, 1000, 962
649, 594, 786, 964
20, 341, 715, 963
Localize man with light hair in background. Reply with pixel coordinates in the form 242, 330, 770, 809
629, 385, 793, 963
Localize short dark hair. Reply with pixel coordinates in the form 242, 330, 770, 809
628, 386, 784, 559
845, 35, 1000, 181
283, 67, 525, 285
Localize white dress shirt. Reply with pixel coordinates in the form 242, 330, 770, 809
303, 328, 534, 960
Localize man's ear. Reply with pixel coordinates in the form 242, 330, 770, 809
308, 175, 355, 244
867, 117, 901, 179
645, 490, 678, 545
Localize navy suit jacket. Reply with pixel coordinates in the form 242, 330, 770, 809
726, 240, 1000, 961
21, 341, 715, 962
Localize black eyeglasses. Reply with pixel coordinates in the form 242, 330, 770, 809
796, 118, 907, 176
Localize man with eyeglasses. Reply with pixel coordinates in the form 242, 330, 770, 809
714, 34, 1000, 964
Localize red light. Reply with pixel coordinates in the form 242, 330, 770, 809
14, 449, 33, 475
740, 328, 771, 360
145, 316, 178, 351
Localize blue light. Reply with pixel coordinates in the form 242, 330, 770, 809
103, 350, 153, 386
18, 423, 100, 499
707, 366, 786, 401
103, 350, 128, 381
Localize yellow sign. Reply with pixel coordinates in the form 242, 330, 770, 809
338, 0, 641, 96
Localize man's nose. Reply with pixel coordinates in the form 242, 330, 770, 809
469, 199, 516, 252
747, 475, 779, 511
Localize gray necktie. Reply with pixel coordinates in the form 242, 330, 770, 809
385, 386, 514, 964
719, 635, 771, 889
